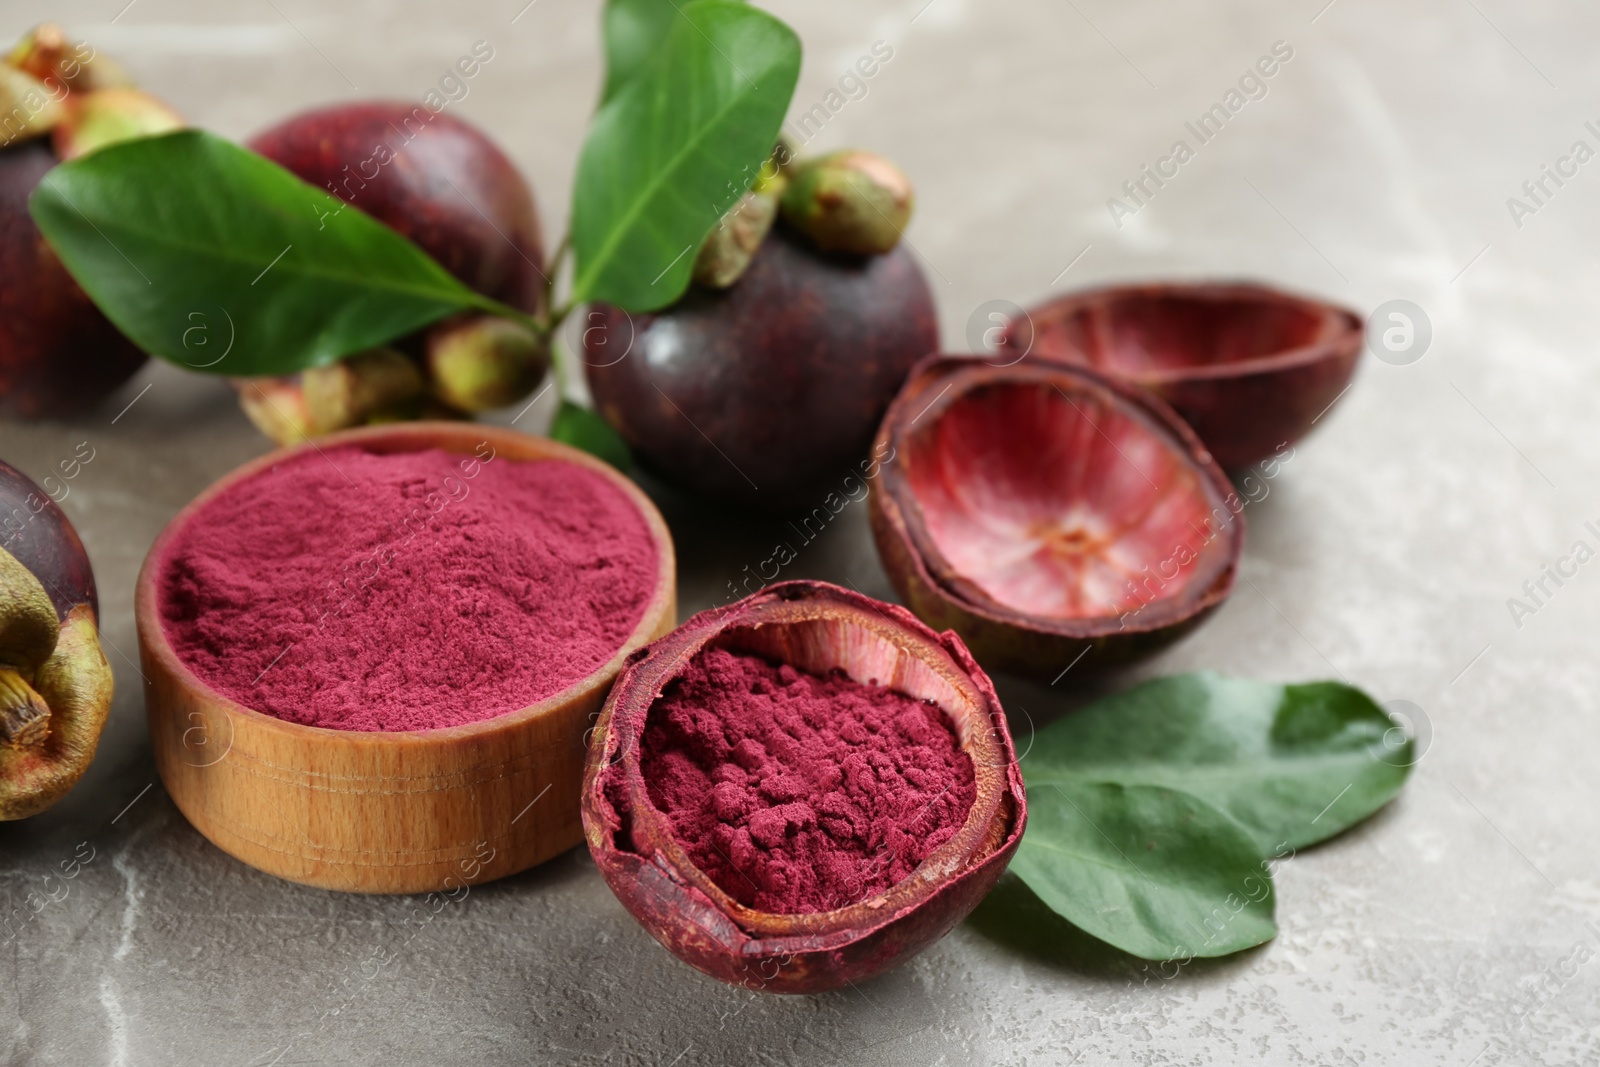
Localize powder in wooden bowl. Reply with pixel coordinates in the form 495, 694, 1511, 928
157, 445, 657, 732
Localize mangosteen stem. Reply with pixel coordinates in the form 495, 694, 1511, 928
0, 667, 50, 748
512, 231, 581, 400
535, 235, 573, 340
547, 298, 576, 330
486, 233, 572, 341
545, 234, 570, 302
463, 231, 592, 404
480, 304, 553, 341
548, 340, 574, 400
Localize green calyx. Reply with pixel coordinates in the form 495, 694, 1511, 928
0, 669, 49, 747
780, 149, 914, 256
54, 87, 183, 161
691, 178, 784, 290
0, 545, 59, 751
0, 546, 58, 672
0, 65, 64, 144
425, 315, 549, 414
302, 347, 427, 432
0, 606, 114, 820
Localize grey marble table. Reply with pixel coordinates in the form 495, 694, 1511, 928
2, 1, 1597, 1063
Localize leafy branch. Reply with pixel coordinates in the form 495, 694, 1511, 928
28, 0, 799, 392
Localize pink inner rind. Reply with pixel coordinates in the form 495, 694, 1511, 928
904, 380, 1233, 620
1033, 292, 1335, 376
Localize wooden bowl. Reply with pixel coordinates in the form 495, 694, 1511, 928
135, 423, 676, 894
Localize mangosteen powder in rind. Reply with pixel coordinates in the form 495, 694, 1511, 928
156, 446, 657, 732
582, 580, 1026, 993
639, 646, 977, 915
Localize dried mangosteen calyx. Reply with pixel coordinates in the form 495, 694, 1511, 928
0, 670, 49, 747
0, 605, 113, 820
692, 167, 787, 290
0, 546, 59, 747
235, 376, 317, 446
0, 540, 113, 812
7, 23, 72, 81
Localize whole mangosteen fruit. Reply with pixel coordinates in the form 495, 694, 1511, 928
239, 102, 548, 441
248, 101, 545, 313
0, 137, 148, 419
585, 226, 938, 509
0, 458, 113, 819
0, 25, 189, 419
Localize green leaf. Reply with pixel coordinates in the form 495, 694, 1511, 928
1011, 780, 1277, 960
28, 129, 504, 377
571, 0, 799, 311
1022, 672, 1413, 853
966, 871, 1149, 973
601, 0, 727, 104
550, 400, 633, 472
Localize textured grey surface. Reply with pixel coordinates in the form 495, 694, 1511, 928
2, 0, 1597, 1063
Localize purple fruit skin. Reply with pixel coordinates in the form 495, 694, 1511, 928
249, 101, 544, 313
586, 227, 939, 509
0, 458, 97, 622
0, 141, 148, 420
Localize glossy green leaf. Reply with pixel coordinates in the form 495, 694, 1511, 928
601, 0, 728, 104
550, 400, 633, 472
1012, 780, 1277, 960
1023, 672, 1413, 853
28, 130, 505, 377
571, 0, 799, 311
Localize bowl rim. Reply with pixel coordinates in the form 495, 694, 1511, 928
134, 421, 677, 750
874, 353, 1244, 640
1006, 278, 1363, 385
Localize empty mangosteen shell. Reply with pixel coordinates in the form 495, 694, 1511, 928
582, 579, 1026, 994
868, 354, 1245, 680
1003, 281, 1361, 470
